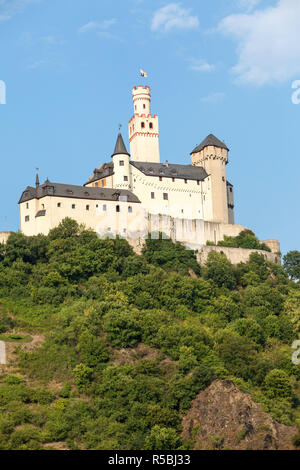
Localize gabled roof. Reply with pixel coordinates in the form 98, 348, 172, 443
190, 133, 229, 154
19, 181, 140, 204
130, 161, 209, 181
84, 162, 114, 185
112, 131, 130, 157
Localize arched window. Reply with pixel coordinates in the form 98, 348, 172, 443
141, 122, 145, 129
149, 123, 153, 129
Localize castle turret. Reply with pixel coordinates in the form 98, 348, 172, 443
111, 130, 131, 190
191, 134, 231, 224
128, 85, 160, 163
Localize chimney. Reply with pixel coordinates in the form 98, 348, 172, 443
165, 160, 169, 167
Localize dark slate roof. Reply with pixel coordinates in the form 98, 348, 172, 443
130, 161, 209, 181
84, 162, 114, 185
19, 181, 140, 204
35, 210, 46, 218
112, 131, 130, 157
190, 133, 229, 154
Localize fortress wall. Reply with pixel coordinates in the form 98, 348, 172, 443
0, 232, 12, 244
203, 222, 248, 245
261, 239, 281, 254
126, 215, 281, 265
196, 245, 281, 266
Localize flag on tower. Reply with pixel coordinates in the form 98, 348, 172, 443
140, 69, 148, 78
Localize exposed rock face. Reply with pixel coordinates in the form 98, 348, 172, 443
182, 379, 297, 450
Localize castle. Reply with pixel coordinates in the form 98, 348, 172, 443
18, 84, 280, 262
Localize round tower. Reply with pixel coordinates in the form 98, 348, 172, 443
128, 85, 160, 163
111, 131, 131, 190
132, 85, 151, 115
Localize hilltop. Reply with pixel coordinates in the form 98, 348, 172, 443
0, 218, 299, 450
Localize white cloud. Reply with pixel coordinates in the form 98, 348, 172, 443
237, 0, 261, 12
78, 19, 116, 34
27, 59, 48, 70
219, 0, 300, 85
0, 0, 41, 22
188, 58, 215, 73
151, 3, 199, 32
41, 35, 65, 45
201, 92, 225, 103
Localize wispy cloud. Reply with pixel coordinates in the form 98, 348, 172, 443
27, 58, 48, 70
201, 92, 225, 103
237, 0, 261, 12
41, 35, 65, 46
151, 3, 199, 32
0, 0, 42, 23
188, 58, 215, 73
77, 19, 117, 34
219, 0, 300, 85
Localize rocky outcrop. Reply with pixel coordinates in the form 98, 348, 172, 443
182, 379, 297, 450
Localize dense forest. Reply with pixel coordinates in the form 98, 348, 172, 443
0, 218, 299, 450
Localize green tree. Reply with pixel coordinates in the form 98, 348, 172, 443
204, 252, 237, 289
283, 250, 300, 280
145, 425, 181, 450
264, 369, 293, 400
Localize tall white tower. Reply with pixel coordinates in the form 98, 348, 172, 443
128, 85, 160, 163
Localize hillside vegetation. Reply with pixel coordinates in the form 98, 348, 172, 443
0, 218, 299, 450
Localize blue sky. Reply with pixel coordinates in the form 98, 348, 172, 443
0, 0, 299, 254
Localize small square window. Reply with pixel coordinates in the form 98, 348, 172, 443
124, 176, 128, 181
172, 178, 175, 182
72, 204, 75, 209
184, 179, 187, 184
159, 177, 162, 182
128, 206, 132, 213
116, 205, 120, 213
86, 205, 89, 211
119, 161, 124, 166
103, 204, 107, 211
197, 181, 200, 186
151, 192, 155, 199
163, 193, 168, 200
25, 215, 29, 222
57, 202, 61, 207
26, 203, 29, 209
95, 182, 99, 187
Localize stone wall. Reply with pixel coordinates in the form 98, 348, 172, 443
196, 245, 281, 265
0, 232, 12, 244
